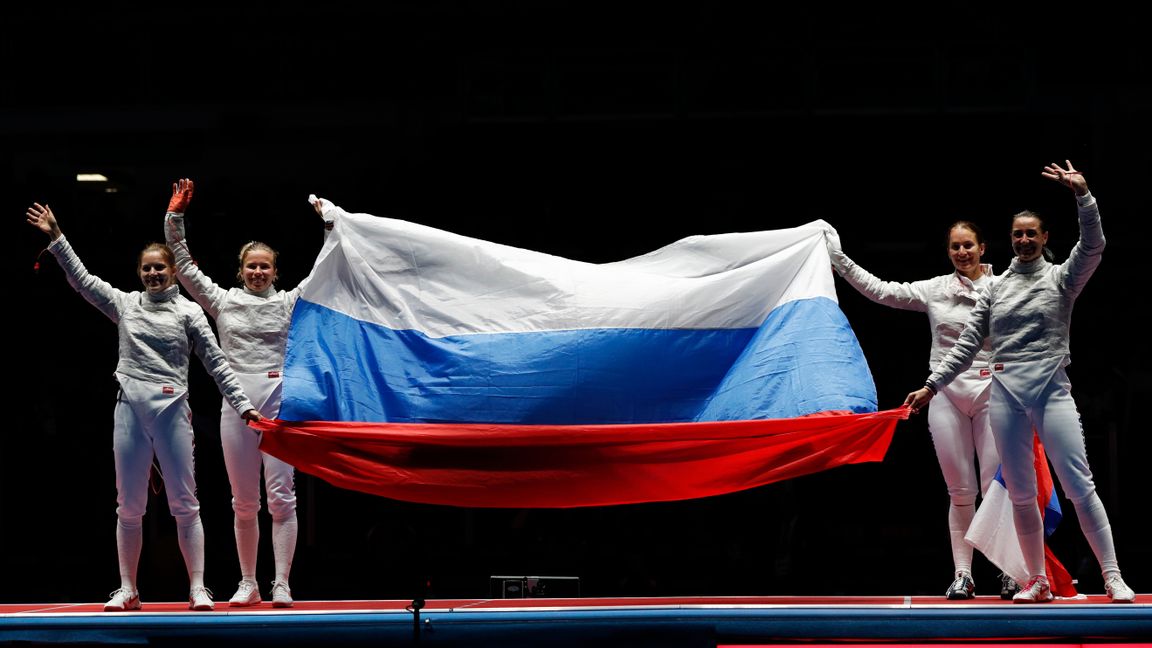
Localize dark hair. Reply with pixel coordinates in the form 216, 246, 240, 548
1011, 210, 1046, 233
947, 220, 985, 247
1011, 210, 1055, 261
138, 242, 175, 268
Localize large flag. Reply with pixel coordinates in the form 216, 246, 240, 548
254, 205, 905, 507
965, 433, 1078, 597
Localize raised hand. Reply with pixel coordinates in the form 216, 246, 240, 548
1041, 160, 1088, 196
168, 178, 195, 213
309, 194, 330, 217
309, 194, 335, 230
824, 225, 844, 257
26, 202, 62, 240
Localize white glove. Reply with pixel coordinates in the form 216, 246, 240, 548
822, 226, 849, 272
308, 194, 336, 229
824, 227, 842, 255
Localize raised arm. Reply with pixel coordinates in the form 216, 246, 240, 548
824, 223, 930, 312
26, 202, 62, 241
163, 178, 228, 316
1042, 159, 1089, 197
286, 194, 342, 298
1043, 161, 1104, 298
27, 202, 124, 321
310, 193, 337, 234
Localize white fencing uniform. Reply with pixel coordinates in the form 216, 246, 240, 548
48, 235, 254, 594
831, 251, 998, 578
165, 206, 333, 593
927, 192, 1122, 582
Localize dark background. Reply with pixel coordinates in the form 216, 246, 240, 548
2, 4, 1149, 604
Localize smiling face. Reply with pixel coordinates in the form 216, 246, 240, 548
947, 225, 985, 279
1011, 214, 1049, 262
138, 248, 175, 293
241, 249, 277, 292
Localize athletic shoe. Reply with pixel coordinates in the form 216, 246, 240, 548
104, 588, 141, 612
229, 579, 262, 606
945, 573, 976, 600
1012, 576, 1053, 604
1000, 573, 1020, 600
189, 586, 215, 611
270, 580, 294, 608
1105, 574, 1136, 603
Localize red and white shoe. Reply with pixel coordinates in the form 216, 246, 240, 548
1012, 576, 1053, 604
104, 588, 141, 612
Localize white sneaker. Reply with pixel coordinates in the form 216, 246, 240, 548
189, 586, 215, 611
1012, 576, 1054, 604
229, 579, 262, 606
270, 580, 294, 608
1105, 574, 1136, 603
104, 588, 141, 612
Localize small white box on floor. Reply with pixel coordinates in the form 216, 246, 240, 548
490, 575, 581, 598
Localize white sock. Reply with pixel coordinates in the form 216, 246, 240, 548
948, 502, 976, 578
116, 520, 142, 592
1011, 501, 1046, 579
1071, 492, 1119, 576
234, 517, 259, 582
272, 515, 298, 584
176, 516, 206, 590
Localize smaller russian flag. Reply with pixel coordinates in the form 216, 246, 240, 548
965, 433, 1077, 597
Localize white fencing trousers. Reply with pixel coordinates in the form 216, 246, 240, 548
113, 377, 201, 527
990, 360, 1118, 577
220, 372, 297, 522
927, 366, 999, 574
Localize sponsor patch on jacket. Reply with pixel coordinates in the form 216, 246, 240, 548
268, 371, 280, 378
993, 363, 1004, 372
162, 386, 175, 395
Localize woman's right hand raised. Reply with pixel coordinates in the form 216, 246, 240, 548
168, 178, 195, 214
823, 225, 844, 257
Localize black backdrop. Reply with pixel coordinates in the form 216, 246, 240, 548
2, 5, 1149, 604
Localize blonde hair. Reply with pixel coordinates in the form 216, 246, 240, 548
236, 241, 279, 284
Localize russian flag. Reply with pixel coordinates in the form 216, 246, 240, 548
254, 204, 905, 508
964, 433, 1078, 597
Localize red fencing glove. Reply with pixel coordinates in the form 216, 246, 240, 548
168, 178, 195, 213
